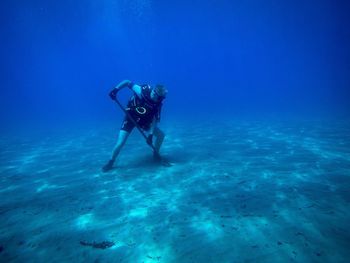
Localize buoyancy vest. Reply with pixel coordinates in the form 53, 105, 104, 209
126, 85, 163, 127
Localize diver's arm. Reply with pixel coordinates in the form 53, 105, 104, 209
115, 80, 143, 98
109, 80, 141, 100
130, 84, 142, 98
115, 80, 133, 90
109, 80, 132, 100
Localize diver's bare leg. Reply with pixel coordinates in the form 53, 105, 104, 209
111, 130, 130, 162
152, 127, 172, 166
102, 130, 130, 172
153, 127, 165, 153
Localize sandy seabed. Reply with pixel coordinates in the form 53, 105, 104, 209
1, 119, 350, 262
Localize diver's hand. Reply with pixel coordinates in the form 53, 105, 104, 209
146, 134, 153, 146
109, 88, 118, 101
109, 80, 134, 100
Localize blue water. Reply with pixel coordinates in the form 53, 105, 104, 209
1, 1, 350, 262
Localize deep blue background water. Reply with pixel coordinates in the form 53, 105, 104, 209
1, 0, 350, 127
1, 2, 350, 262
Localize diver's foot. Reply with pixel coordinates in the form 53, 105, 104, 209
154, 152, 172, 167
153, 151, 162, 161
102, 160, 114, 172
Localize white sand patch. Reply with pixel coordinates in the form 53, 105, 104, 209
75, 213, 95, 229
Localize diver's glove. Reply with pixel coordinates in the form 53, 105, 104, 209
146, 134, 153, 146
109, 80, 134, 101
109, 88, 118, 101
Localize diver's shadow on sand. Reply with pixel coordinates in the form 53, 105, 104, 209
118, 149, 192, 169
120, 155, 162, 169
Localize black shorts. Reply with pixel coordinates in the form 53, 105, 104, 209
120, 116, 151, 133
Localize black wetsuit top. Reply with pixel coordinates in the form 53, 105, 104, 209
121, 85, 162, 132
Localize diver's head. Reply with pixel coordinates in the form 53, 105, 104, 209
151, 84, 168, 102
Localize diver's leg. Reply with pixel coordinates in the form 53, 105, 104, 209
153, 127, 165, 153
152, 127, 172, 166
111, 130, 130, 161
102, 130, 130, 172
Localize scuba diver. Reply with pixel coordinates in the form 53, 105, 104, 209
102, 80, 168, 172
